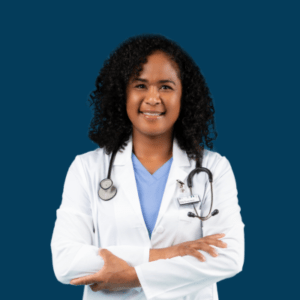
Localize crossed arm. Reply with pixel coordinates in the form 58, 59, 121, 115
51, 203, 227, 291
69, 234, 227, 292
51, 155, 244, 298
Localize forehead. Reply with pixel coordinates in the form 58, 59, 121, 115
132, 51, 180, 81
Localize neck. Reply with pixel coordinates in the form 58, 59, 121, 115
132, 130, 173, 160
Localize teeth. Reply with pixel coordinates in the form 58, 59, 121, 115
143, 112, 162, 116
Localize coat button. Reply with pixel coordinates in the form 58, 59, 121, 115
156, 226, 164, 233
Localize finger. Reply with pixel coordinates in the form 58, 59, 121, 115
90, 282, 104, 292
186, 247, 206, 262
197, 234, 226, 245
178, 246, 206, 262
70, 274, 97, 286
200, 233, 225, 241
191, 242, 219, 257
199, 238, 227, 248
90, 283, 98, 292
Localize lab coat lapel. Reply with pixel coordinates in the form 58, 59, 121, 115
154, 138, 191, 227
112, 135, 192, 231
112, 136, 146, 228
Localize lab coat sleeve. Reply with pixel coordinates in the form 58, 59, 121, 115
51, 155, 150, 285
134, 155, 245, 300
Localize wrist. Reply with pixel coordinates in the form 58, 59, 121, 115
149, 248, 167, 262
128, 267, 141, 288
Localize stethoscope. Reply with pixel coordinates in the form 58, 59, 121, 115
98, 147, 219, 221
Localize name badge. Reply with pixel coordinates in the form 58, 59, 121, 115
177, 194, 201, 205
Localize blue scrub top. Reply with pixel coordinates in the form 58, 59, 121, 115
132, 153, 173, 239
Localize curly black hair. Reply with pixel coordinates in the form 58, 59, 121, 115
87, 33, 217, 162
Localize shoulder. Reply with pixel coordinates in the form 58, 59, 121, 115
67, 147, 107, 191
74, 147, 107, 171
202, 149, 234, 182
76, 147, 105, 163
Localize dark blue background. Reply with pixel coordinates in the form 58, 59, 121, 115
1, 0, 298, 299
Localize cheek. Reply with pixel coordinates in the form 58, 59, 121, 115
169, 101, 181, 119
127, 103, 139, 117
126, 97, 135, 113
126, 93, 139, 111
126, 101, 140, 125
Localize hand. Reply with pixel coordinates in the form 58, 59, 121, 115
70, 249, 139, 292
165, 233, 227, 262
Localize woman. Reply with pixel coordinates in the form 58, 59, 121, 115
51, 34, 245, 300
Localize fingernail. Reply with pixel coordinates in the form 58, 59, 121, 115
201, 257, 206, 262
223, 243, 227, 247
213, 250, 218, 256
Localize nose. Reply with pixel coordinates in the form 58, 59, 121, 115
145, 86, 161, 105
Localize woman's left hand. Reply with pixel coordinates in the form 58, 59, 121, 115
70, 248, 140, 292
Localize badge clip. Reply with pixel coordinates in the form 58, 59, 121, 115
177, 194, 201, 206
176, 179, 186, 193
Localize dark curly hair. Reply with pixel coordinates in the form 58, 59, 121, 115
87, 33, 217, 162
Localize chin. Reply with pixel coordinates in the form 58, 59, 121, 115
137, 128, 171, 138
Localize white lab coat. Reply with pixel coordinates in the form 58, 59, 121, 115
51, 135, 245, 300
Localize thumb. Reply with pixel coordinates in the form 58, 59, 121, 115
98, 248, 112, 260
70, 273, 97, 286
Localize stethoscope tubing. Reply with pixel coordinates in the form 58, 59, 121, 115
98, 147, 218, 222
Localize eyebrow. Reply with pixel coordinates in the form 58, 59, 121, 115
131, 78, 176, 86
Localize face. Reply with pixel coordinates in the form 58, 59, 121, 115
126, 51, 182, 139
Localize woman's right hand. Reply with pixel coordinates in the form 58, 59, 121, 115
163, 233, 227, 262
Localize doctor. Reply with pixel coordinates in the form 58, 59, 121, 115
51, 34, 245, 300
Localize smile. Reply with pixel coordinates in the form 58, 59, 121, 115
139, 112, 165, 119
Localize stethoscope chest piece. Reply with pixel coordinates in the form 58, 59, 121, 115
98, 178, 117, 201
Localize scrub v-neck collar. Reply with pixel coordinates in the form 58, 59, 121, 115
132, 153, 173, 181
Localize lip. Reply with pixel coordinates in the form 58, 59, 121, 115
140, 110, 165, 114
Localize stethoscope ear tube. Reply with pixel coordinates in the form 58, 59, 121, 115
187, 166, 218, 221
98, 147, 219, 221
187, 167, 213, 186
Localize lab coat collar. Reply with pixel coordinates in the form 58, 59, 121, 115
113, 134, 191, 168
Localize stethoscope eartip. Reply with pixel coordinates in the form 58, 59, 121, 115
187, 212, 196, 218
211, 209, 219, 216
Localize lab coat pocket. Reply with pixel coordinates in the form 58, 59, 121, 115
179, 205, 192, 222
174, 204, 202, 243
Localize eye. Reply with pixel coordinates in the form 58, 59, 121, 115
161, 85, 172, 90
135, 84, 146, 89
